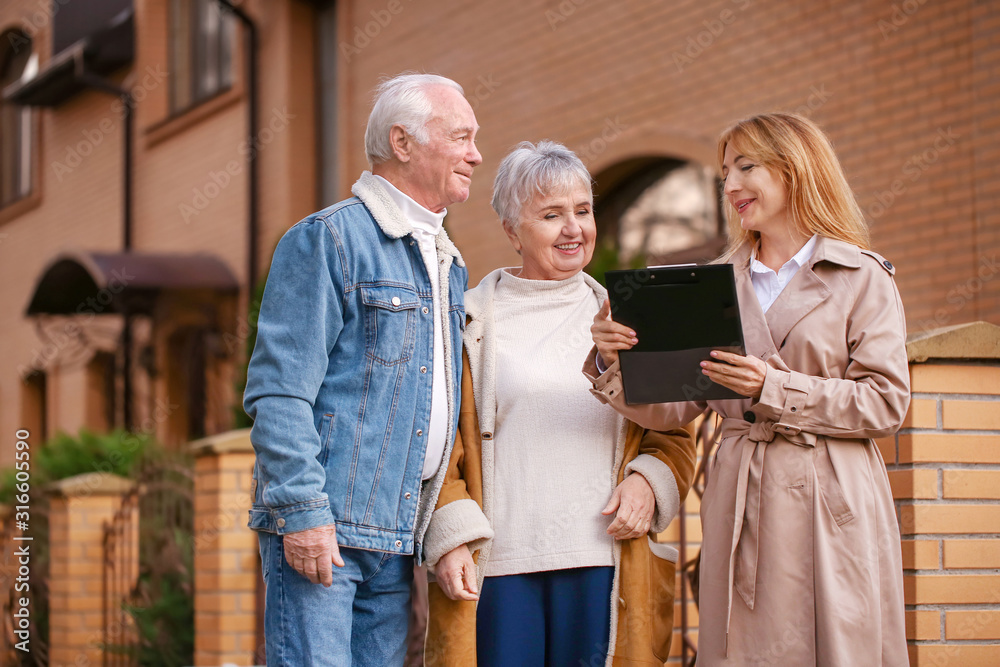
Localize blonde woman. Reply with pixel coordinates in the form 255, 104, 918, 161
588, 113, 909, 666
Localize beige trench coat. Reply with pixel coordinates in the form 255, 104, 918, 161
584, 237, 910, 666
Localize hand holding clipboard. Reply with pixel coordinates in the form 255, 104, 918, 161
594, 264, 759, 404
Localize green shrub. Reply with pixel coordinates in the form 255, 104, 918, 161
0, 428, 150, 504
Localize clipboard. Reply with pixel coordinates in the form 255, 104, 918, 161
605, 264, 746, 404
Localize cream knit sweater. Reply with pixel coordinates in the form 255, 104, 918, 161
486, 269, 623, 577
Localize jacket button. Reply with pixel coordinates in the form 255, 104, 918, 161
420, 366, 428, 373
404, 492, 411, 500
416, 429, 423, 436
481, 432, 493, 440
276, 518, 285, 528
391, 296, 401, 306
395, 540, 403, 548
883, 259, 893, 270
743, 411, 756, 423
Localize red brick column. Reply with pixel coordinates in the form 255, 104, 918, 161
190, 428, 259, 665
47, 472, 134, 667
880, 322, 1000, 666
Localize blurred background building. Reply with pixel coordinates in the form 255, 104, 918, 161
0, 0, 997, 665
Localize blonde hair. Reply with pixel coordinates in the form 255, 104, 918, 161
717, 113, 870, 259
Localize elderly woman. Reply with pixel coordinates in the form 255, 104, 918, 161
589, 113, 910, 665
422, 141, 696, 667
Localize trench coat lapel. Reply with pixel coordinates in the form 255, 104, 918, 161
764, 267, 831, 352
733, 240, 834, 355
732, 245, 778, 360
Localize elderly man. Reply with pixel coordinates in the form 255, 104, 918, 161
244, 73, 481, 666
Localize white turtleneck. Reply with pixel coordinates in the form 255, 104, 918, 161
487, 269, 621, 576
374, 175, 449, 481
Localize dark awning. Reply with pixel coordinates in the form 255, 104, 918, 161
26, 251, 240, 316
3, 7, 134, 108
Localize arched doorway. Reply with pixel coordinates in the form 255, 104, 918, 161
591, 156, 726, 273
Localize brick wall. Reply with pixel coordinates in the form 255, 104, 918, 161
190, 429, 260, 666
878, 324, 1000, 666
333, 0, 1000, 332
47, 473, 135, 667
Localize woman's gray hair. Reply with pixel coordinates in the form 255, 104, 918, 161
491, 140, 592, 226
364, 73, 465, 166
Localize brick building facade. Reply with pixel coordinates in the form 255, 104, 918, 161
0, 0, 997, 663
1, 0, 997, 463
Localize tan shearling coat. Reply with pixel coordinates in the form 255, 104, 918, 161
423, 269, 698, 666
584, 237, 910, 666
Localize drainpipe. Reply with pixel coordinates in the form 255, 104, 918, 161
215, 0, 259, 295
78, 72, 135, 430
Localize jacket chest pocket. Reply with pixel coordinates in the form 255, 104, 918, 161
361, 284, 420, 366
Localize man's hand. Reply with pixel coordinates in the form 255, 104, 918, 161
283, 524, 346, 587
700, 350, 767, 398
591, 299, 637, 368
434, 544, 479, 601
603, 472, 655, 540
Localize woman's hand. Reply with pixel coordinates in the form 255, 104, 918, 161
433, 544, 479, 601
701, 350, 767, 398
591, 299, 638, 368
603, 472, 655, 540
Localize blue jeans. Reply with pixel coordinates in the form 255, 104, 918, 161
258, 532, 413, 666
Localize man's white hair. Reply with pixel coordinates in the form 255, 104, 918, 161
491, 140, 592, 226
364, 73, 465, 167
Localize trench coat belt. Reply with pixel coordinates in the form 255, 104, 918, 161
717, 417, 776, 652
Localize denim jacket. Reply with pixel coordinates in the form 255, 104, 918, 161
244, 172, 467, 558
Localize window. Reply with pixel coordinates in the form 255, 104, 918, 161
169, 0, 235, 113
0, 29, 34, 208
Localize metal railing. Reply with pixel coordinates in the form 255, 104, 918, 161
102, 457, 194, 667
677, 409, 720, 667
